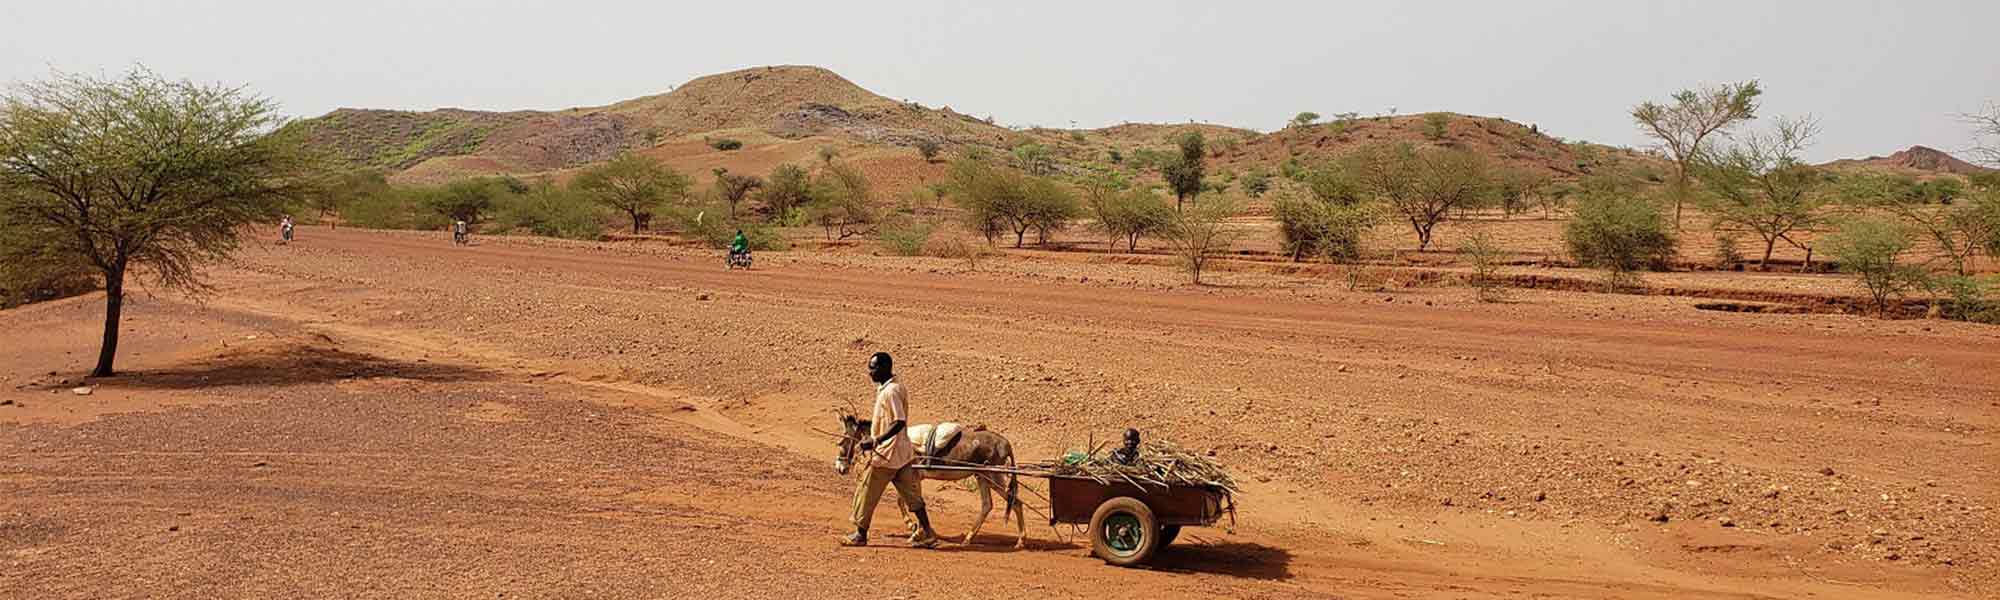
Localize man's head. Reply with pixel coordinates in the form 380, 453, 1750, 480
1123, 428, 1141, 447
867, 352, 893, 384
736, 229, 744, 235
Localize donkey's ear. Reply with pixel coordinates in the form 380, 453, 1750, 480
841, 414, 855, 424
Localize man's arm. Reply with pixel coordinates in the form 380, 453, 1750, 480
861, 420, 904, 451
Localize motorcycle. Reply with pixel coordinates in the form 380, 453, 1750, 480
727, 250, 753, 270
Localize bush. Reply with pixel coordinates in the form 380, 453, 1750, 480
343, 185, 451, 230
1273, 191, 1376, 263
1824, 217, 1926, 316
1240, 170, 1272, 198
915, 138, 942, 162
1460, 228, 1507, 302
493, 184, 605, 240
1935, 275, 2000, 323
1565, 193, 1677, 289
710, 138, 743, 151
878, 217, 935, 256
1713, 232, 1745, 270
1165, 197, 1243, 284
1423, 113, 1451, 140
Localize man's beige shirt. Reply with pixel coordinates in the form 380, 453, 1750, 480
870, 379, 915, 469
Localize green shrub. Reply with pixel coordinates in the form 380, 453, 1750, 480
1273, 192, 1376, 263
710, 138, 743, 151
495, 185, 605, 240
878, 219, 935, 256
1460, 228, 1507, 302
1424, 113, 1451, 140
1564, 193, 1677, 288
1934, 275, 1999, 323
1824, 217, 1927, 316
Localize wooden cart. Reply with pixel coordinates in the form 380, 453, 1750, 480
1045, 475, 1233, 566
918, 461, 1235, 567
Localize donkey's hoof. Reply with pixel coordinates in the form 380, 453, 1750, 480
961, 534, 976, 545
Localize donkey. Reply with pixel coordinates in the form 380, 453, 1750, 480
835, 413, 1026, 548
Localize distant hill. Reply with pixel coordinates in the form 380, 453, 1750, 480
1821, 145, 1994, 177
291, 65, 1665, 190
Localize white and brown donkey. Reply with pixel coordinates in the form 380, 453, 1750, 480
835, 413, 1026, 548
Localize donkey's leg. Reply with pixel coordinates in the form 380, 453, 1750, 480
1006, 473, 1026, 549
964, 474, 995, 545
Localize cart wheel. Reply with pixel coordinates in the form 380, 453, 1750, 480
1089, 497, 1159, 567
1158, 525, 1181, 548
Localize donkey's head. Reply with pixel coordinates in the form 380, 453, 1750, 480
833, 412, 871, 475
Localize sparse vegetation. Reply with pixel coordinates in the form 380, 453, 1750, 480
1290, 112, 1321, 129
915, 138, 942, 162
710, 138, 743, 151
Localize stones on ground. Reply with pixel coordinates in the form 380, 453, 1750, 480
1819, 467, 1836, 476
697, 293, 712, 301
1533, 490, 1547, 502
71, 386, 94, 396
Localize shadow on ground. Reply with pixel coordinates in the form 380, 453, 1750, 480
85, 342, 493, 390
1149, 540, 1294, 581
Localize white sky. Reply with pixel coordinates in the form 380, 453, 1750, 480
4, 0, 1996, 161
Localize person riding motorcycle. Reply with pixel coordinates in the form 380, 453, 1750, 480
728, 229, 750, 267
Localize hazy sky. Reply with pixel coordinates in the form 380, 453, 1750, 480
4, 1, 1996, 161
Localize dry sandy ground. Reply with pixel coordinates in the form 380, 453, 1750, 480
3, 227, 1996, 599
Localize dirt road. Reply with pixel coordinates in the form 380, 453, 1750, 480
4, 228, 1995, 598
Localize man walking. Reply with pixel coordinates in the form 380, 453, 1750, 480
841, 352, 941, 548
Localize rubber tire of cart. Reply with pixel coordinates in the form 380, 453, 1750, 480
1158, 525, 1181, 548
1089, 497, 1159, 567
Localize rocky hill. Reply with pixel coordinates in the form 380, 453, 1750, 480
1821, 145, 1993, 177
292, 65, 1662, 188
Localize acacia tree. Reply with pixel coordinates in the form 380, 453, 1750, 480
0, 69, 315, 376
1349, 142, 1497, 251
1161, 132, 1206, 210
574, 153, 690, 234
1693, 117, 1827, 270
807, 161, 877, 240
711, 167, 764, 219
1290, 112, 1321, 129
760, 163, 812, 219
1632, 80, 1762, 229
1164, 196, 1242, 284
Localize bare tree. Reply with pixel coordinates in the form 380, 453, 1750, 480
0, 68, 316, 376
1968, 102, 2000, 166
1632, 80, 1763, 228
